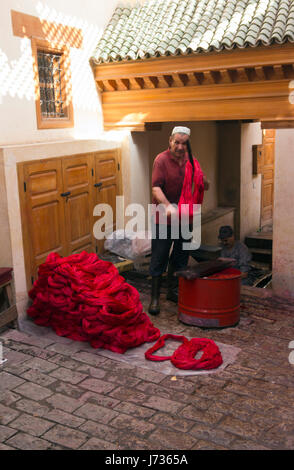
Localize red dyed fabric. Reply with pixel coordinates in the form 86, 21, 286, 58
208, 268, 241, 279
145, 335, 223, 371
144, 334, 189, 361
27, 251, 160, 353
171, 338, 223, 370
178, 159, 204, 219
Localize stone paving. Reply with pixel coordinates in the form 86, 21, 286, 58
0, 275, 294, 450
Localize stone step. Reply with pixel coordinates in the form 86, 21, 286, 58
245, 232, 273, 250
250, 260, 271, 271
248, 247, 272, 264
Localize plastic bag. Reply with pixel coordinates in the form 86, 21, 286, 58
104, 230, 151, 260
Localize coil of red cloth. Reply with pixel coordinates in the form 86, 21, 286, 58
145, 334, 223, 370
27, 251, 160, 353
171, 338, 223, 370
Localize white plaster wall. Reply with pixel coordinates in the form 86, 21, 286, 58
0, 0, 119, 145
240, 122, 263, 241
0, 0, 139, 317
128, 132, 150, 229
0, 149, 13, 267
272, 129, 294, 298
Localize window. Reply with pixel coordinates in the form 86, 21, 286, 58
31, 39, 74, 129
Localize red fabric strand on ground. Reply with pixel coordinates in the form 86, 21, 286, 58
27, 251, 160, 353
144, 334, 189, 361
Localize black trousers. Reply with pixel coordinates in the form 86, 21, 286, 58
149, 223, 192, 277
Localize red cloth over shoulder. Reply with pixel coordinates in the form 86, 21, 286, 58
178, 158, 204, 220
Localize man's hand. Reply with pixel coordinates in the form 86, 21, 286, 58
165, 204, 178, 218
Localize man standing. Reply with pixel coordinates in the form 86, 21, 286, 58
148, 126, 209, 315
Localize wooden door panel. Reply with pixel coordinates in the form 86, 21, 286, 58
31, 201, 62, 256
98, 159, 117, 179
30, 170, 58, 194
264, 143, 274, 167
94, 150, 121, 254
263, 169, 273, 180
261, 130, 275, 227
63, 162, 89, 190
62, 154, 95, 254
23, 159, 67, 281
262, 182, 274, 208
67, 192, 92, 242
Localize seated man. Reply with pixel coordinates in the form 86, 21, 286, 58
218, 225, 252, 285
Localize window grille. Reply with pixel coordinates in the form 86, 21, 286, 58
37, 50, 65, 118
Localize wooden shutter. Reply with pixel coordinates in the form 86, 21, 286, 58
93, 149, 121, 253
61, 154, 95, 255
22, 158, 67, 282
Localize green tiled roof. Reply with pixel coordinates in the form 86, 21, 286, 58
91, 0, 294, 63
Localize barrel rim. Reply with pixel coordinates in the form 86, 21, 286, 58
180, 268, 242, 281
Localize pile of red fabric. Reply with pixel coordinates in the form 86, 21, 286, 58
27, 251, 160, 353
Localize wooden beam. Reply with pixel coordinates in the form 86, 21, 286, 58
210, 71, 221, 84
254, 66, 267, 81
102, 80, 290, 105
186, 72, 199, 86
273, 65, 285, 80
93, 43, 294, 81
261, 120, 294, 129
194, 72, 204, 85
157, 75, 171, 88
219, 69, 233, 83
282, 64, 294, 79
103, 80, 117, 92
116, 79, 130, 91
143, 76, 157, 88
171, 73, 187, 87
145, 122, 162, 131
129, 77, 144, 90
202, 71, 215, 84
104, 122, 146, 131
236, 67, 249, 81
103, 95, 294, 128
101, 78, 294, 128
96, 81, 105, 92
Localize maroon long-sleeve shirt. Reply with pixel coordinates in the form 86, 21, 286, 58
152, 149, 188, 205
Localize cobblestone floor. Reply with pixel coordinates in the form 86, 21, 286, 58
0, 275, 294, 450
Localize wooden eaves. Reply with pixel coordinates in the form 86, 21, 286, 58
91, 42, 294, 131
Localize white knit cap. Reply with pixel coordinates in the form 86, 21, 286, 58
171, 126, 191, 136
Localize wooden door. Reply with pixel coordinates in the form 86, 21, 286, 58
260, 129, 275, 229
93, 150, 121, 253
61, 154, 96, 255
22, 159, 67, 283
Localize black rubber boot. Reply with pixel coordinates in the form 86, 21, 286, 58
148, 276, 161, 315
166, 264, 178, 303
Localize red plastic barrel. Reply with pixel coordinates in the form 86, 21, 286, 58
178, 268, 242, 328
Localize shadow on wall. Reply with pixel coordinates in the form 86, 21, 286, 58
0, 2, 111, 112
